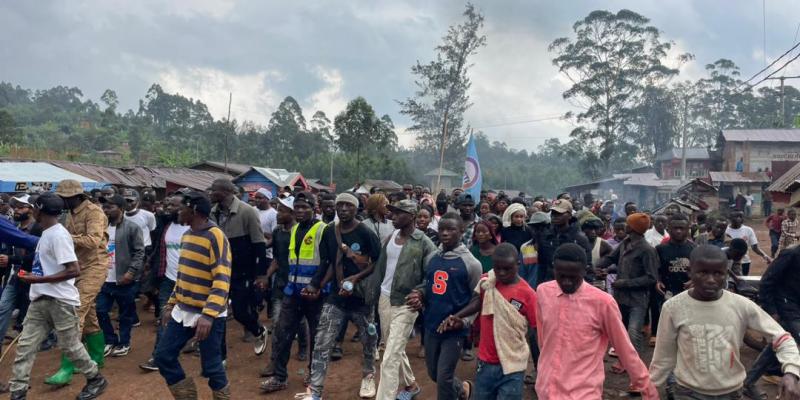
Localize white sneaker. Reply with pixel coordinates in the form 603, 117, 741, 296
103, 344, 114, 357
359, 373, 376, 398
111, 345, 130, 357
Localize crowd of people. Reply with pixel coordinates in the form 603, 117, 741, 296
0, 179, 799, 400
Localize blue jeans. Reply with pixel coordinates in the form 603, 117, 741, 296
474, 361, 524, 400
0, 278, 20, 348
96, 281, 137, 346
619, 303, 647, 354
150, 278, 176, 358
154, 315, 227, 391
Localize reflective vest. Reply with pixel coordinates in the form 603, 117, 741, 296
285, 221, 327, 296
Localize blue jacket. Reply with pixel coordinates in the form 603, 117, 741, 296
0, 218, 38, 250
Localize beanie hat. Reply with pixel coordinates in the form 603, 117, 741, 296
335, 192, 359, 208
626, 213, 651, 235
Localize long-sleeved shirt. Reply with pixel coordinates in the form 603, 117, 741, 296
64, 199, 109, 270
535, 281, 657, 400
211, 196, 266, 279
651, 290, 800, 395
0, 217, 38, 250
760, 246, 800, 319
168, 222, 232, 321
597, 236, 658, 307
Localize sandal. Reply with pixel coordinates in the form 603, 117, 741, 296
260, 376, 288, 393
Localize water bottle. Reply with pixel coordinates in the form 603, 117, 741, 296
342, 280, 354, 292
366, 323, 377, 336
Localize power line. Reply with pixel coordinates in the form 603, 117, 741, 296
740, 41, 800, 87
746, 51, 800, 90
473, 115, 563, 129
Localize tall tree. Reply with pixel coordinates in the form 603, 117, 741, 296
399, 2, 486, 186
334, 97, 395, 182
549, 9, 684, 176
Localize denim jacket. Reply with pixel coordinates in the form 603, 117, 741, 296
375, 228, 437, 306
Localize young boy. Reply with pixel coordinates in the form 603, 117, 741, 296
9, 193, 108, 400
654, 213, 695, 347
444, 243, 537, 399
650, 245, 800, 399
406, 213, 482, 400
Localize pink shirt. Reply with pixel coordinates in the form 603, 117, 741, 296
535, 281, 658, 400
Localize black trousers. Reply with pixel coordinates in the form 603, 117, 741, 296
271, 295, 324, 382
230, 277, 262, 336
424, 332, 465, 400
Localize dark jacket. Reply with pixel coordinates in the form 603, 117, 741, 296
110, 217, 146, 282
374, 229, 437, 306
760, 246, 800, 319
534, 219, 593, 286
211, 196, 267, 279
597, 236, 658, 307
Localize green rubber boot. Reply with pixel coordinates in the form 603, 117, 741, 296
44, 354, 74, 386
84, 332, 105, 369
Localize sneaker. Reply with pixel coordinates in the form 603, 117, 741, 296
359, 373, 376, 398
132, 321, 142, 328
103, 344, 114, 357
254, 327, 268, 356
111, 345, 130, 357
139, 358, 159, 372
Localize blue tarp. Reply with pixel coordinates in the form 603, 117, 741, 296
0, 162, 106, 193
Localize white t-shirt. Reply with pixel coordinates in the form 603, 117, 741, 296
164, 223, 190, 282
726, 225, 758, 264
380, 230, 403, 296
126, 209, 156, 247
29, 224, 81, 306
258, 208, 278, 259
106, 225, 117, 283
645, 227, 668, 248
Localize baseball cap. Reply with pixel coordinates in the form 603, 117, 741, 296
10, 194, 33, 208
551, 199, 573, 214
456, 193, 476, 206
99, 194, 126, 209
34, 192, 65, 216
121, 188, 139, 201
528, 211, 551, 225
293, 191, 316, 208
388, 199, 419, 215
278, 195, 295, 210
182, 191, 212, 216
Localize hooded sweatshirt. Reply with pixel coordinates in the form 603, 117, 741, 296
423, 243, 483, 337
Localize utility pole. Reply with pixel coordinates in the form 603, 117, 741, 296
225, 92, 232, 174
681, 96, 688, 184
764, 76, 800, 127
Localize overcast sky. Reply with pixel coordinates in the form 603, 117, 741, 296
2, 0, 800, 151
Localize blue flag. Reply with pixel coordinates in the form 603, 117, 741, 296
462, 134, 482, 199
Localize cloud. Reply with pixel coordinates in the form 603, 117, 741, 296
307, 66, 348, 119
150, 62, 283, 124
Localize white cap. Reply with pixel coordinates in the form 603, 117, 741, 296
278, 195, 295, 210
255, 187, 273, 200
11, 194, 32, 207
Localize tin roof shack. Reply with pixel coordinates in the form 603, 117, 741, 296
0, 161, 104, 193
710, 171, 771, 216
188, 161, 252, 176
563, 173, 677, 210
233, 167, 308, 198
766, 162, 800, 208
424, 168, 460, 193
353, 179, 403, 194
654, 148, 712, 179
673, 178, 719, 211
786, 180, 800, 208
721, 129, 800, 178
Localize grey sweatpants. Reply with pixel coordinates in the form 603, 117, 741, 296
10, 296, 98, 392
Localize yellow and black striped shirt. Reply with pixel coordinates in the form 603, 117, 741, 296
168, 222, 232, 319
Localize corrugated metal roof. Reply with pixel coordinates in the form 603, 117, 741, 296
709, 171, 771, 183
722, 129, 800, 142
0, 162, 98, 183
50, 161, 147, 187
246, 167, 303, 188
767, 162, 800, 192
362, 179, 402, 191
655, 148, 710, 161
189, 161, 251, 175
424, 168, 460, 177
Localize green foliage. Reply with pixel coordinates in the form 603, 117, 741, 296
399, 2, 486, 171
334, 97, 398, 182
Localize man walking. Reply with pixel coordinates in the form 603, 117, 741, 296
153, 191, 232, 400
305, 193, 382, 400
9, 193, 108, 400
726, 211, 772, 275
766, 208, 786, 257
536, 243, 657, 399
209, 179, 269, 354
96, 194, 144, 358
47, 179, 109, 386
375, 200, 437, 400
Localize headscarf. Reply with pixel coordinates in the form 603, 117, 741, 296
502, 203, 527, 228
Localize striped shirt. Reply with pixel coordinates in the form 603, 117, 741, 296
168, 222, 232, 320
